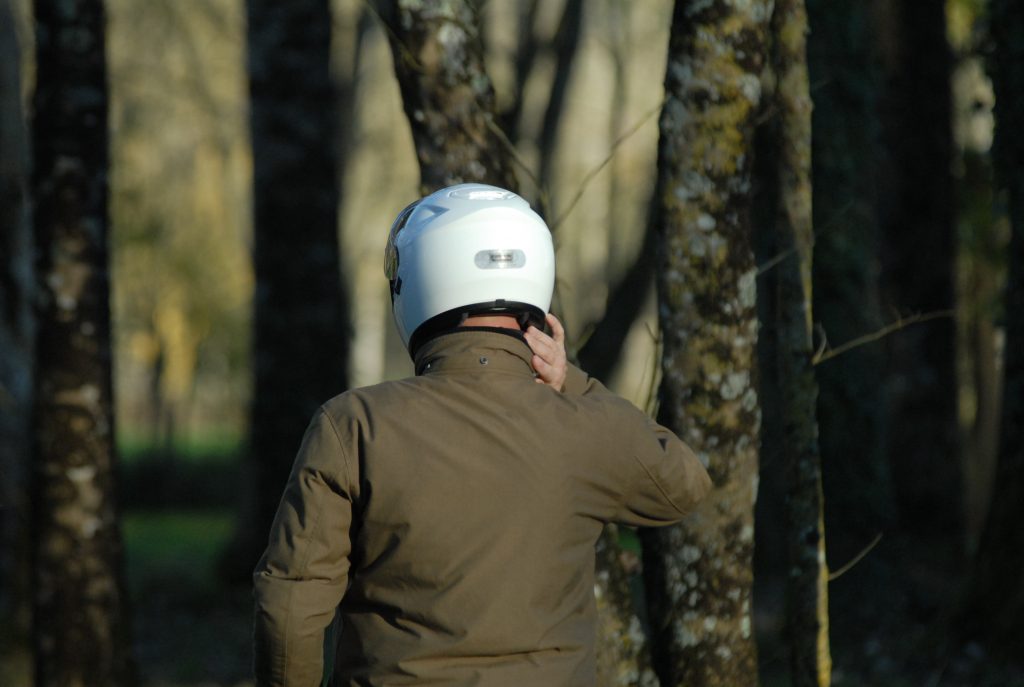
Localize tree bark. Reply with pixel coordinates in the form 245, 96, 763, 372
30, 0, 137, 683
963, 0, 1024, 655
595, 525, 659, 687
0, 0, 33, 640
225, 0, 350, 580
767, 0, 831, 683
378, 0, 517, 194
640, 1, 770, 684
875, 0, 961, 542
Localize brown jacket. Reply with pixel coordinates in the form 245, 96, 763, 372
253, 329, 711, 686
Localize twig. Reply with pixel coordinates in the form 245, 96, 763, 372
483, 117, 546, 206
828, 532, 882, 581
756, 200, 854, 279
361, 0, 425, 73
642, 323, 661, 418
756, 245, 797, 276
812, 310, 955, 366
550, 100, 664, 232
813, 323, 828, 362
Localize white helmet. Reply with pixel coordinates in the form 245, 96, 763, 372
384, 183, 555, 354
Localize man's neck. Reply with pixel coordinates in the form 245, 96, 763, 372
460, 314, 521, 330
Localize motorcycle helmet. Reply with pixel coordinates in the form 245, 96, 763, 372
384, 183, 555, 355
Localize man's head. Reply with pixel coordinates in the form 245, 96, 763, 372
385, 184, 555, 356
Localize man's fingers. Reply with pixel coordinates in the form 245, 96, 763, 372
527, 314, 567, 391
546, 313, 565, 346
532, 354, 550, 374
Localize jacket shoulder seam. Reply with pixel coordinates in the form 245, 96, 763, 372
318, 405, 357, 494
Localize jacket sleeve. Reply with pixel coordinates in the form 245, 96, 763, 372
253, 407, 355, 687
613, 408, 712, 526
563, 363, 712, 526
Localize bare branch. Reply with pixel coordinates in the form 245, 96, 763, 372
551, 100, 663, 231
813, 310, 955, 366
827, 533, 882, 581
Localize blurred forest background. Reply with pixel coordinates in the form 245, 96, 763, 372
1, 0, 1023, 685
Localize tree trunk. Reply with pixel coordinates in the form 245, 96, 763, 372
875, 0, 961, 543
0, 0, 34, 647
805, 0, 896, 651
767, 0, 831, 683
383, 3, 655, 682
596, 525, 658, 687
575, 0, 654, 383
963, 0, 1024, 655
537, 0, 584, 206
577, 210, 655, 382
30, 0, 136, 683
378, 0, 517, 194
225, 0, 350, 580
640, 1, 770, 684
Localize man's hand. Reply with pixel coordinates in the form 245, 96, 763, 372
525, 313, 567, 392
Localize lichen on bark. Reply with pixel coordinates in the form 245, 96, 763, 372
642, 0, 773, 684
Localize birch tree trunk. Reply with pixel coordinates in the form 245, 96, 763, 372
383, 3, 655, 682
768, 0, 830, 683
379, 0, 516, 193
30, 0, 136, 683
963, 0, 1024, 654
641, 1, 771, 683
226, 0, 350, 579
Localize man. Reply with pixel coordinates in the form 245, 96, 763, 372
253, 184, 712, 686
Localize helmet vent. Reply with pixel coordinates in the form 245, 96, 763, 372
449, 188, 516, 201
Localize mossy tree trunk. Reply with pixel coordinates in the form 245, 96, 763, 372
964, 0, 1024, 655
30, 0, 137, 683
640, 1, 771, 684
767, 0, 831, 683
378, 0, 516, 194
383, 3, 655, 683
227, 0, 350, 579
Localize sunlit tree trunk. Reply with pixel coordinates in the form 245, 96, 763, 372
30, 0, 136, 683
226, 0, 350, 579
537, 0, 584, 205
640, 1, 770, 684
964, 0, 1024, 654
576, 0, 654, 382
378, 0, 516, 193
875, 0, 961, 543
383, 3, 654, 683
0, 0, 33, 642
768, 0, 831, 683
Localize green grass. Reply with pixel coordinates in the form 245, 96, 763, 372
123, 509, 235, 593
123, 509, 254, 684
118, 430, 242, 464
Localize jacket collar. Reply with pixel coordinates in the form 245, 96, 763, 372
413, 328, 536, 378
